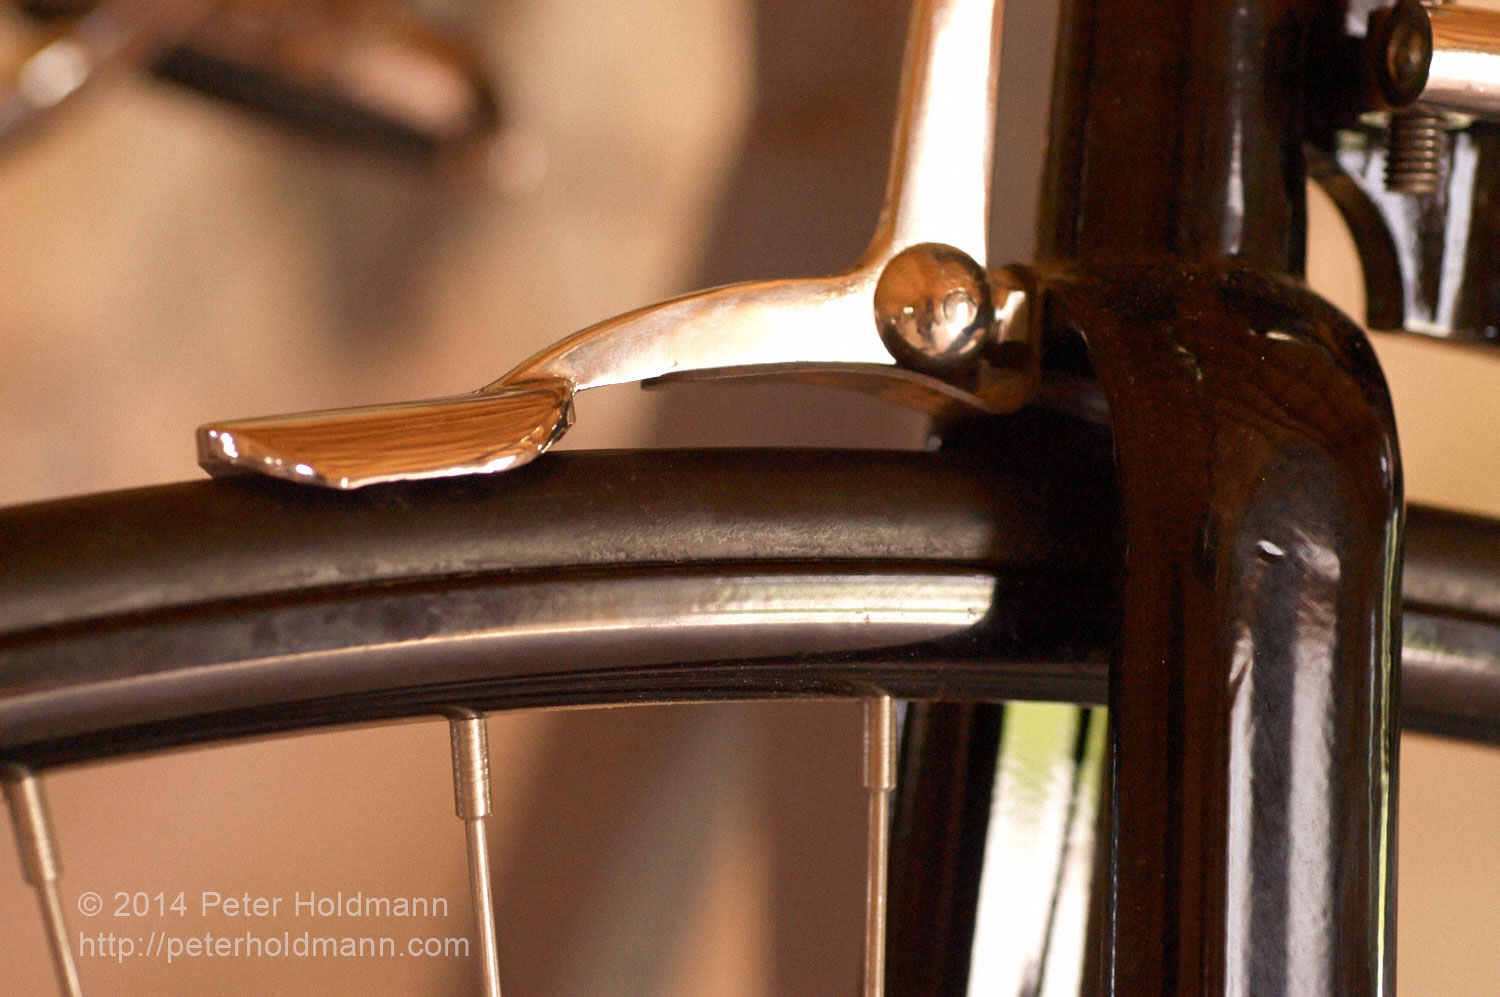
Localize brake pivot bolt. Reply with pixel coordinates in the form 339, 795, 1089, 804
874, 242, 994, 376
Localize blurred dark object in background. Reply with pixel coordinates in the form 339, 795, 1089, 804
6, 0, 498, 160
154, 1, 498, 160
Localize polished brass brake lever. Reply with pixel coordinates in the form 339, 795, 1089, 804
198, 0, 1038, 489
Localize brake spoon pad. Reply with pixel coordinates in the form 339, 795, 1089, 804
198, 0, 1036, 489
198, 379, 573, 489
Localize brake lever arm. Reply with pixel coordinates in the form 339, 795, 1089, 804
198, 0, 1036, 489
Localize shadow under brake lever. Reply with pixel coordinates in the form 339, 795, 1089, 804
198, 0, 1038, 490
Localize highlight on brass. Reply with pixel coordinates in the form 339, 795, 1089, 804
198, 379, 574, 489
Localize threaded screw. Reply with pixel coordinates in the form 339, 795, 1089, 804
1386, 108, 1447, 194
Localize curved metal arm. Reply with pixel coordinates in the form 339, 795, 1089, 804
864, 0, 1003, 266
197, 0, 1033, 490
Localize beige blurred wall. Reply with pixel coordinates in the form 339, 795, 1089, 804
0, 0, 773, 993
1310, 183, 1500, 997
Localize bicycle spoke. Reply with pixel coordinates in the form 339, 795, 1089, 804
862, 694, 898, 997
447, 712, 502, 997
3, 765, 83, 997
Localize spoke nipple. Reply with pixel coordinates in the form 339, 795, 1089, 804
446, 712, 493, 822
3, 764, 62, 886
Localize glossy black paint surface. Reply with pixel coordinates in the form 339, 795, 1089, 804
1039, 0, 1308, 274
1038, 1, 1404, 993
1038, 264, 1402, 995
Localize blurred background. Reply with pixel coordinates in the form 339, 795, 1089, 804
1, 0, 1499, 993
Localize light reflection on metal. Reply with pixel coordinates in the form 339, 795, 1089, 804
197, 380, 574, 490
1216, 511, 1374, 993
864, 0, 1001, 264
197, 0, 1039, 489
1421, 4, 1500, 118
1367, 2, 1500, 120
966, 703, 1095, 997
1284, 537, 1341, 995
0, 570, 1001, 752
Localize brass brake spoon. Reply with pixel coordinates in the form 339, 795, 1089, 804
198, 0, 1031, 490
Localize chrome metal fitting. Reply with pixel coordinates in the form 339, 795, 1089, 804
198, 0, 1039, 490
1372, 2, 1500, 120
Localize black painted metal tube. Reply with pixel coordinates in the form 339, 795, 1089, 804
1038, 1, 1402, 994
1038, 0, 1308, 273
